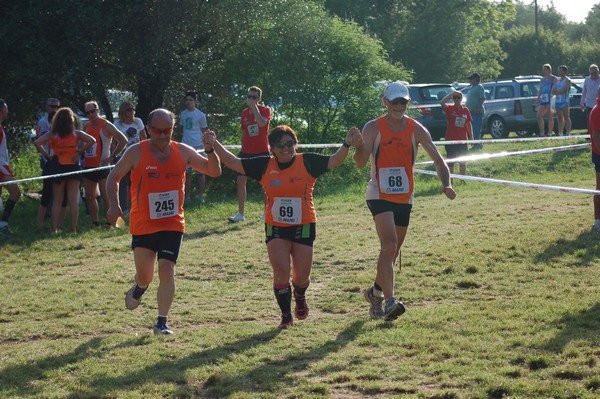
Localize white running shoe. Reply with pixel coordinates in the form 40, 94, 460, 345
228, 212, 245, 222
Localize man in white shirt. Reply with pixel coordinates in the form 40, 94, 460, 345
581, 64, 600, 134
179, 91, 208, 204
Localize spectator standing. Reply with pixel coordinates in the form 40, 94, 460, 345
353, 82, 456, 321
536, 64, 557, 137
106, 108, 221, 335
35, 99, 60, 228
553, 65, 572, 136
179, 91, 208, 204
440, 90, 473, 177
114, 102, 146, 215
0, 99, 21, 236
581, 64, 600, 134
228, 86, 272, 222
82, 101, 128, 228
589, 87, 600, 232
34, 108, 96, 233
465, 73, 485, 149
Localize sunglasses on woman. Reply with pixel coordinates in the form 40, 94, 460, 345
275, 140, 295, 149
388, 98, 409, 105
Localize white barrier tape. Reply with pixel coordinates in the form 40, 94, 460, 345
416, 143, 590, 166
0, 165, 114, 186
434, 134, 588, 145
414, 168, 600, 195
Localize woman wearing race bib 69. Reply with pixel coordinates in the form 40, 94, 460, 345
205, 125, 362, 330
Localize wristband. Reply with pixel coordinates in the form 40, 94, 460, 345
342, 142, 351, 148
205, 147, 215, 154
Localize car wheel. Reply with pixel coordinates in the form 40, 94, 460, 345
488, 116, 508, 139
515, 130, 531, 137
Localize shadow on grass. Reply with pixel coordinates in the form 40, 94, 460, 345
541, 302, 600, 353
533, 229, 600, 266
66, 320, 364, 398
0, 335, 151, 398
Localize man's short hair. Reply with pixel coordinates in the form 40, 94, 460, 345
0, 98, 5, 110
149, 108, 176, 126
558, 65, 568, 73
248, 86, 262, 99
543, 63, 552, 70
47, 98, 60, 106
185, 91, 197, 101
590, 64, 599, 72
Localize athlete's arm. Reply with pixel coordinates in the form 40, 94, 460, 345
205, 131, 245, 174
105, 121, 128, 159
353, 120, 376, 169
181, 141, 221, 178
106, 144, 140, 224
415, 122, 456, 200
327, 126, 361, 170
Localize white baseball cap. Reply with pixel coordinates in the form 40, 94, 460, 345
384, 81, 410, 101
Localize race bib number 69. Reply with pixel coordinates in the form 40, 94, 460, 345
148, 190, 179, 219
379, 167, 409, 194
271, 197, 302, 224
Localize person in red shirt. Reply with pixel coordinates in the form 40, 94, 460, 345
106, 108, 221, 335
589, 86, 600, 232
440, 90, 473, 176
207, 125, 361, 329
228, 86, 272, 222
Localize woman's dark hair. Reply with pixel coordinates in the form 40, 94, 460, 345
51, 108, 77, 138
268, 125, 298, 148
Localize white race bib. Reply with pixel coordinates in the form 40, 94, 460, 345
455, 117, 466, 128
541, 94, 549, 102
248, 124, 259, 137
148, 190, 179, 219
84, 143, 97, 158
271, 197, 302, 224
378, 167, 409, 194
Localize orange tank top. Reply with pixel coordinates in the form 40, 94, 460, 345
366, 116, 416, 204
83, 118, 107, 167
51, 132, 80, 165
130, 140, 186, 235
260, 153, 317, 226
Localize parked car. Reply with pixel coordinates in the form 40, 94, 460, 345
569, 78, 586, 131
461, 76, 544, 138
407, 83, 455, 140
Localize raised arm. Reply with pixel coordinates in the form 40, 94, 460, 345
327, 127, 362, 170
204, 130, 246, 175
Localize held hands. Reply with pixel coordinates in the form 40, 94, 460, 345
345, 127, 364, 148
202, 130, 217, 152
440, 186, 457, 200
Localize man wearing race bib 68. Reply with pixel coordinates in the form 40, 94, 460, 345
205, 125, 362, 330
106, 108, 221, 335
353, 81, 456, 322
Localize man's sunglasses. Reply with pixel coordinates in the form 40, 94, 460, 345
151, 126, 174, 135
388, 98, 409, 105
452, 96, 461, 99
85, 108, 98, 115
247, 95, 258, 100
274, 140, 295, 149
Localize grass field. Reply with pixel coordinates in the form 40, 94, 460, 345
1, 137, 599, 398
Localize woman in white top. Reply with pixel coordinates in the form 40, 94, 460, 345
113, 102, 146, 214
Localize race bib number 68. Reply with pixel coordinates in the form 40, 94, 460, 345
379, 167, 409, 194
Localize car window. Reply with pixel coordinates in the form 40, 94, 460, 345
495, 85, 514, 100
419, 86, 453, 101
520, 82, 539, 97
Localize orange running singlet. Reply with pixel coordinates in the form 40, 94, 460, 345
366, 116, 416, 204
260, 153, 317, 226
83, 118, 108, 167
129, 141, 186, 235
51, 132, 80, 165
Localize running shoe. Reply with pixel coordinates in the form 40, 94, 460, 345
278, 313, 294, 330
228, 212, 245, 222
125, 284, 146, 310
294, 292, 309, 320
363, 287, 384, 319
153, 323, 173, 335
384, 297, 406, 321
